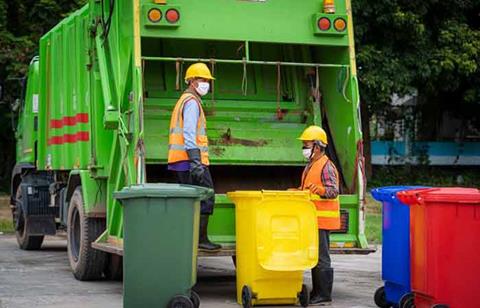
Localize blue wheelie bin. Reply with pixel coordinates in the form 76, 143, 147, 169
371, 186, 427, 308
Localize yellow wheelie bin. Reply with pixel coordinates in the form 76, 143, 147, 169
227, 190, 319, 307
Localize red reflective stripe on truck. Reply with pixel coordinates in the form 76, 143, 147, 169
50, 113, 89, 128
48, 131, 89, 145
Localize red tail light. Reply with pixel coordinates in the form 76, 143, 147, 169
165, 9, 180, 23
318, 17, 331, 31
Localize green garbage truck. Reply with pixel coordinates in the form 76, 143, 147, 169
11, 0, 369, 280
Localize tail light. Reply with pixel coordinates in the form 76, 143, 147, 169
313, 13, 347, 36
165, 9, 180, 23
318, 17, 331, 31
147, 8, 162, 23
334, 18, 346, 32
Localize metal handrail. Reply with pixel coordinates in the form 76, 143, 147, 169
141, 56, 349, 68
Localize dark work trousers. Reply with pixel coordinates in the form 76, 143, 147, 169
317, 229, 331, 269
174, 167, 215, 215
311, 229, 334, 300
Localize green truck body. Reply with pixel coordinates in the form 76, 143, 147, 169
12, 0, 368, 280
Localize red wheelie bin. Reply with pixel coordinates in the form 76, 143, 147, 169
397, 187, 480, 308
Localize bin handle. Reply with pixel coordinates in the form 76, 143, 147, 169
203, 188, 215, 199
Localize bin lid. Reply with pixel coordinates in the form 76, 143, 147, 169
397, 187, 480, 206
227, 190, 312, 201
114, 184, 213, 200
371, 186, 428, 202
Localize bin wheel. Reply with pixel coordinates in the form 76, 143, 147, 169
298, 284, 309, 307
191, 290, 200, 308
241, 285, 253, 308
374, 286, 391, 308
399, 293, 414, 308
168, 295, 194, 308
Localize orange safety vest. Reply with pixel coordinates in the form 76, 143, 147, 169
168, 90, 210, 165
301, 155, 341, 230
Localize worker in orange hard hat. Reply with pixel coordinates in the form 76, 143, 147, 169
297, 125, 340, 305
168, 62, 221, 252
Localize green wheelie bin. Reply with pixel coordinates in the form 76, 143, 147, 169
114, 184, 213, 308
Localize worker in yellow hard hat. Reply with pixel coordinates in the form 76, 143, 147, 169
297, 125, 340, 305
168, 63, 221, 252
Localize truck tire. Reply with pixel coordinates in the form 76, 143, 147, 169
14, 186, 44, 250
67, 186, 106, 281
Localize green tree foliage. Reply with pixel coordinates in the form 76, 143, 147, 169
1, 0, 86, 78
0, 1, 478, 190
0, 0, 86, 189
353, 0, 480, 111
353, 0, 479, 167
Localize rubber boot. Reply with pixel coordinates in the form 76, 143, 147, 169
198, 215, 221, 252
310, 267, 333, 305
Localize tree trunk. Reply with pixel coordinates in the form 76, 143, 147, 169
360, 99, 372, 179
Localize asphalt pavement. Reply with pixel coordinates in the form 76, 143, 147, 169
0, 235, 381, 308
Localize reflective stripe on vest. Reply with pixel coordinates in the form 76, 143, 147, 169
168, 144, 209, 152
301, 155, 341, 230
170, 127, 207, 136
168, 91, 210, 165
317, 210, 340, 218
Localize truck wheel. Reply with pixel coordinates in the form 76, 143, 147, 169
67, 186, 106, 280
14, 186, 44, 250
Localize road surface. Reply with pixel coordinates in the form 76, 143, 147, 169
0, 235, 381, 308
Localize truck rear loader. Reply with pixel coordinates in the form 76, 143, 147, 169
11, 0, 368, 280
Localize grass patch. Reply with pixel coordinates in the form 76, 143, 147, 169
0, 218, 14, 234
365, 212, 382, 244
365, 193, 381, 214
364, 193, 382, 244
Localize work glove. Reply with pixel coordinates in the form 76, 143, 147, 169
307, 183, 326, 196
187, 148, 205, 182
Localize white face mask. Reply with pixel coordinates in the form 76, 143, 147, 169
195, 82, 210, 96
302, 148, 313, 159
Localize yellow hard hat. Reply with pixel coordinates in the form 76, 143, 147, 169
184, 63, 215, 81
298, 125, 328, 145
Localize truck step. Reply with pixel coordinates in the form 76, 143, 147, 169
91, 241, 375, 257
91, 241, 124, 256
91, 241, 237, 257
